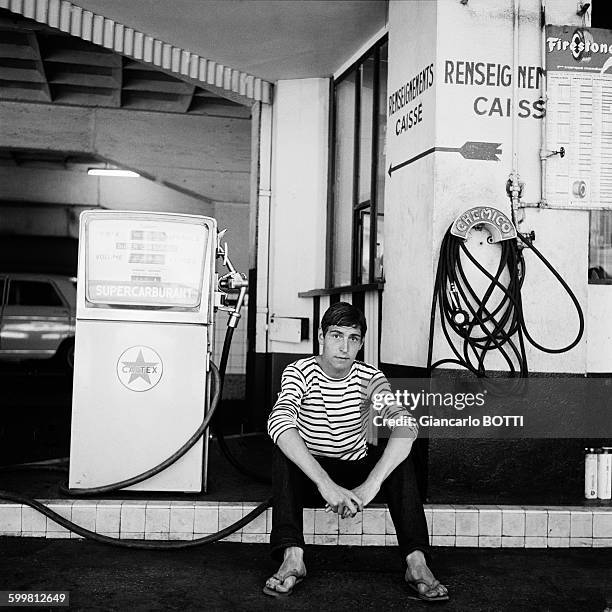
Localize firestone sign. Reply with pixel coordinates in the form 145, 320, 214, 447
546, 26, 612, 72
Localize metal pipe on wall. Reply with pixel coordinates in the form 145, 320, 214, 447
511, 0, 520, 177
539, 0, 548, 207
508, 0, 523, 226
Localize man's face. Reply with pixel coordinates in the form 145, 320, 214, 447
318, 325, 364, 374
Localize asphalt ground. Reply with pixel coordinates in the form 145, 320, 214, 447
0, 538, 610, 611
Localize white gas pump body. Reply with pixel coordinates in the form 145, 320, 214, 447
69, 210, 217, 492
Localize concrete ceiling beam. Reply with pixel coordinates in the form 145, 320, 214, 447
0, 100, 250, 204
0, 0, 272, 105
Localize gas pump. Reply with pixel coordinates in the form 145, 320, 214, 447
0, 209, 269, 547
68, 210, 241, 493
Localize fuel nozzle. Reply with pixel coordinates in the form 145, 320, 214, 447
218, 273, 248, 292
448, 282, 469, 327
217, 273, 248, 328
216, 230, 249, 328
516, 230, 536, 252
520, 230, 536, 243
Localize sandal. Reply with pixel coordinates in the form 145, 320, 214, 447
262, 569, 306, 598
406, 579, 450, 602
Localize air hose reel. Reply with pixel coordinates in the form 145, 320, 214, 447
428, 205, 584, 377
446, 206, 519, 332
450, 206, 517, 243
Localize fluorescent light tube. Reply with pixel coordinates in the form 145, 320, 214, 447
88, 168, 140, 178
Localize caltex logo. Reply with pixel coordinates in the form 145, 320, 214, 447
117, 346, 163, 392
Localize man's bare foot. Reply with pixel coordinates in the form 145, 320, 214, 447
264, 546, 307, 595
405, 550, 449, 601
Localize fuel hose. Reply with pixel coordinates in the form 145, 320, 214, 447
212, 326, 271, 485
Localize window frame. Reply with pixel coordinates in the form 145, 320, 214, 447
326, 35, 387, 288
588, 210, 612, 285
7, 279, 66, 307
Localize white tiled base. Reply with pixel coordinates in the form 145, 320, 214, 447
0, 500, 610, 547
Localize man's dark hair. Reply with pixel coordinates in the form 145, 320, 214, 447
320, 301, 367, 337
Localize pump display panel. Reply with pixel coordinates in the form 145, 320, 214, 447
84, 216, 209, 309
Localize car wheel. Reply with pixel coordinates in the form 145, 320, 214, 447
58, 339, 75, 372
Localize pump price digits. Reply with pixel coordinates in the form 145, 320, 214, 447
0, 592, 69, 607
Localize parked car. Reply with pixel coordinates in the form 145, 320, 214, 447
0, 273, 76, 370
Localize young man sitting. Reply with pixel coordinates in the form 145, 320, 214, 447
264, 302, 449, 602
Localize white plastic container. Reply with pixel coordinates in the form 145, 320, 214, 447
597, 448, 612, 500
584, 447, 598, 500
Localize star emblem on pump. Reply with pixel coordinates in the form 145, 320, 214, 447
117, 345, 163, 391
122, 350, 158, 384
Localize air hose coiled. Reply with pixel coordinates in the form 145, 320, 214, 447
427, 227, 584, 377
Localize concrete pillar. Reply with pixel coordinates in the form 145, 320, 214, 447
268, 78, 330, 356
382, 0, 588, 373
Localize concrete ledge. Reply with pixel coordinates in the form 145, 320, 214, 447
1, 501, 610, 547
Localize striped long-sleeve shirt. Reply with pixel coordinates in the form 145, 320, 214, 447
267, 356, 417, 460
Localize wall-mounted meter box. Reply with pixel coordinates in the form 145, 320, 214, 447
69, 211, 217, 492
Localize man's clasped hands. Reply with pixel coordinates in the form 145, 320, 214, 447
318, 477, 382, 519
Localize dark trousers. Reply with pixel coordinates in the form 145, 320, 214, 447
270, 446, 430, 564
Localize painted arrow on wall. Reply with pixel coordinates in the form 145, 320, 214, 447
388, 141, 502, 176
